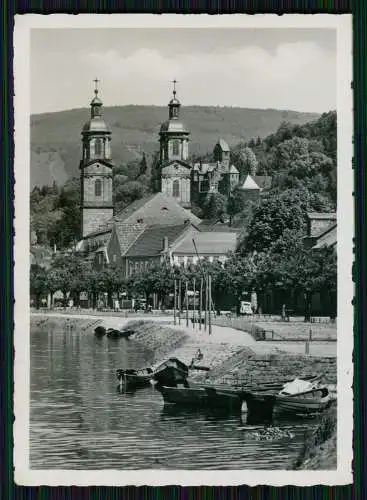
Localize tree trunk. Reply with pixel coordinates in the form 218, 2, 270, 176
35, 293, 41, 310
62, 291, 68, 308
92, 292, 97, 310
304, 292, 312, 322
74, 290, 80, 308
107, 291, 113, 309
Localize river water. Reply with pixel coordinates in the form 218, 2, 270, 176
30, 321, 318, 470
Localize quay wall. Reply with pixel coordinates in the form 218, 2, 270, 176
31, 315, 336, 387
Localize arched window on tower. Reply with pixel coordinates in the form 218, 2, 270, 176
173, 179, 180, 198
95, 179, 102, 197
95, 138, 103, 157
172, 140, 180, 156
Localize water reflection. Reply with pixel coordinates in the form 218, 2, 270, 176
30, 322, 317, 470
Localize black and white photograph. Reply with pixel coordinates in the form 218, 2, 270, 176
14, 14, 353, 486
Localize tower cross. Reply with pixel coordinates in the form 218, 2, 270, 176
93, 78, 100, 93
172, 79, 178, 96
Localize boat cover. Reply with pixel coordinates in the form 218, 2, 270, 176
280, 378, 318, 395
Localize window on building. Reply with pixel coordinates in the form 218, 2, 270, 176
112, 254, 117, 263
95, 138, 102, 157
173, 179, 180, 198
95, 179, 102, 197
172, 140, 180, 156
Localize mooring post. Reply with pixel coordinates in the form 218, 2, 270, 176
309, 328, 312, 341
178, 279, 181, 325
199, 277, 203, 331
204, 276, 208, 331
185, 280, 189, 327
208, 274, 212, 336
305, 340, 310, 354
173, 279, 177, 326
193, 278, 196, 329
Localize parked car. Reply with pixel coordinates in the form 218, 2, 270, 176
239, 301, 253, 316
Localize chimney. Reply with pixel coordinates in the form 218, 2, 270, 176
163, 236, 169, 252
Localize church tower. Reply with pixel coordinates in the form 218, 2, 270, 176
159, 81, 192, 208
80, 79, 113, 237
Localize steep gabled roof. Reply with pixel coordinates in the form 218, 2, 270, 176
114, 222, 148, 256
240, 174, 261, 190
216, 138, 230, 152
125, 223, 194, 257
229, 165, 239, 174
172, 231, 237, 256
114, 193, 157, 221
114, 192, 201, 227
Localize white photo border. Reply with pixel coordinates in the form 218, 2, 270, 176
13, 13, 353, 486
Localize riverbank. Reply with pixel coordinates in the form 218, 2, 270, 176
31, 312, 337, 387
294, 402, 337, 470
31, 312, 337, 469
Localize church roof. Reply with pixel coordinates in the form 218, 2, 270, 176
240, 174, 261, 190
160, 119, 190, 134
114, 222, 147, 257
125, 223, 194, 257
216, 139, 230, 152
114, 192, 201, 227
172, 231, 238, 256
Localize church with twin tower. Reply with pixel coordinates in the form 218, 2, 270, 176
80, 80, 244, 238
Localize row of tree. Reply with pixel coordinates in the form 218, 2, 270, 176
31, 234, 336, 319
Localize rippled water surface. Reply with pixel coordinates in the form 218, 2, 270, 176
30, 322, 317, 470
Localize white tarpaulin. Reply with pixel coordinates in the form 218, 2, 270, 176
280, 378, 318, 395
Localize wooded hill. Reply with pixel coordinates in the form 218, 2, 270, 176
30, 105, 319, 189
30, 111, 336, 250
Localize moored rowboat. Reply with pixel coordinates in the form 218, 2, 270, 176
275, 387, 331, 415
116, 368, 153, 389
153, 358, 189, 387
157, 385, 243, 412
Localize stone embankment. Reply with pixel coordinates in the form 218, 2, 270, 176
31, 313, 337, 469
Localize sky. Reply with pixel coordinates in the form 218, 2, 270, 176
30, 28, 336, 114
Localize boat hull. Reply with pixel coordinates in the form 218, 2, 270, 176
116, 369, 152, 389
107, 328, 134, 339
275, 388, 331, 415
158, 386, 243, 412
153, 358, 189, 387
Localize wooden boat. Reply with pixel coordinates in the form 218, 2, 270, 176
94, 326, 106, 337
157, 385, 243, 412
106, 328, 135, 339
153, 358, 189, 387
116, 367, 153, 389
275, 387, 331, 415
